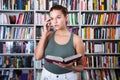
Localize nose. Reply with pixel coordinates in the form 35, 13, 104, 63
53, 18, 57, 23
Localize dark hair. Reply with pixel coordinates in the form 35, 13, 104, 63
50, 5, 68, 16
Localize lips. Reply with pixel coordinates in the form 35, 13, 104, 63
53, 25, 58, 27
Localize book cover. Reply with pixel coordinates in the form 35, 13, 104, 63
0, 42, 3, 53
45, 54, 82, 64
20, 73, 28, 80
0, 56, 3, 67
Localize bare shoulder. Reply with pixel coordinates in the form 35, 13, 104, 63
73, 34, 83, 44
73, 34, 85, 54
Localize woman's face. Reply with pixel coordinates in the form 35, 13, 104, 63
50, 10, 68, 30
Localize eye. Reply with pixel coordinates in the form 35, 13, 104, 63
57, 16, 61, 19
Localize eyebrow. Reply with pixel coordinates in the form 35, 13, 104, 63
50, 15, 61, 18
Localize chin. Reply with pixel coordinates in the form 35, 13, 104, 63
53, 27, 59, 30
54, 28, 59, 31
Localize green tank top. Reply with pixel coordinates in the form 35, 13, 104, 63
44, 32, 75, 74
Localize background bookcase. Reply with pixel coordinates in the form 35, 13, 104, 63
0, 0, 120, 80
80, 0, 120, 80
0, 0, 34, 80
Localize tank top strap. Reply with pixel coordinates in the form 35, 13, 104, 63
69, 32, 74, 46
49, 31, 56, 40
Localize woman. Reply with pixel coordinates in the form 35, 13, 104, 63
34, 5, 85, 80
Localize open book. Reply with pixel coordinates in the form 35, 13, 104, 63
45, 54, 82, 64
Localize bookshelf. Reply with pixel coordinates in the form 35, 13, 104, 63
0, 0, 120, 80
80, 0, 120, 80
35, 0, 120, 79
0, 0, 34, 80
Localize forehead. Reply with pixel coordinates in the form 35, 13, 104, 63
50, 10, 63, 16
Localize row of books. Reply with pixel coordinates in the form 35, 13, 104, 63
0, 0, 34, 10
0, 56, 33, 68
35, 13, 49, 25
0, 70, 33, 80
81, 27, 120, 39
81, 13, 120, 25
36, 27, 55, 39
36, 26, 79, 39
0, 12, 34, 24
84, 56, 120, 67
35, 0, 79, 10
0, 26, 34, 39
80, 0, 120, 10
35, 12, 79, 25
0, 41, 34, 53
36, 70, 42, 80
81, 70, 120, 80
69, 27, 79, 35
84, 41, 120, 53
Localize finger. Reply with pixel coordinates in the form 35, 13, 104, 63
46, 17, 52, 22
46, 19, 51, 27
44, 18, 51, 30
52, 62, 59, 65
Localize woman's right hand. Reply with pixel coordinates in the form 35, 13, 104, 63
41, 18, 52, 39
43, 18, 51, 33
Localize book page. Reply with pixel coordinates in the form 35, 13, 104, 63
45, 55, 63, 62
64, 54, 82, 63
45, 54, 82, 63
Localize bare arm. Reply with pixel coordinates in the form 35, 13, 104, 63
34, 32, 49, 60
70, 34, 85, 72
34, 18, 52, 60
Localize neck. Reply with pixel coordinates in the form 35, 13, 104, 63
56, 29, 70, 35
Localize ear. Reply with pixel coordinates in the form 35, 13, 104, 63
66, 15, 68, 25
